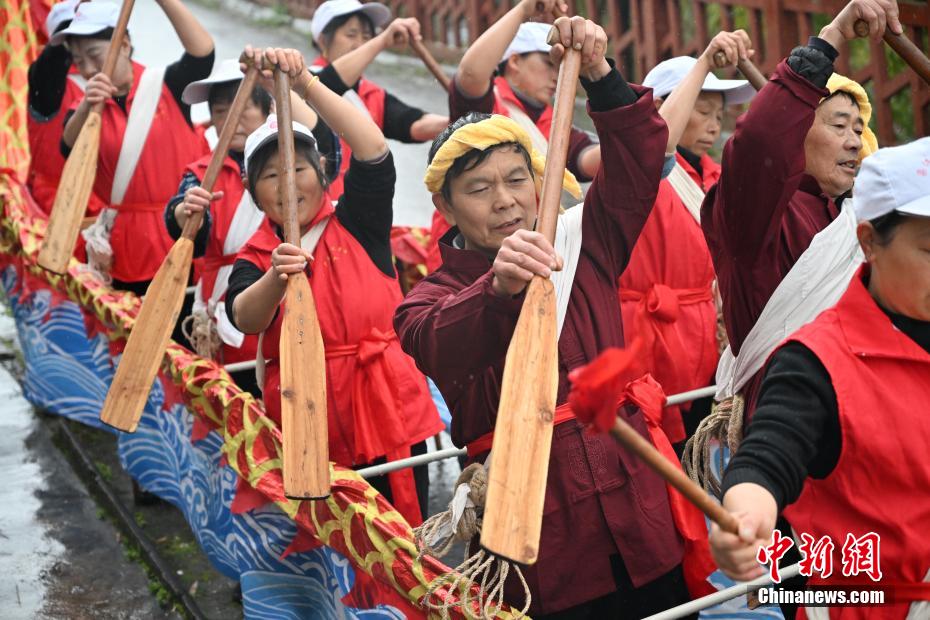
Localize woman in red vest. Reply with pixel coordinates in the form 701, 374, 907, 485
164, 58, 324, 395
425, 0, 600, 272
27, 0, 107, 219
711, 137, 930, 618
225, 48, 442, 525
307, 0, 448, 197
617, 32, 756, 446
57, 0, 214, 295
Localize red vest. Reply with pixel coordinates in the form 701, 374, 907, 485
84, 61, 208, 282
236, 205, 443, 522
424, 76, 554, 273
617, 153, 719, 442
783, 266, 930, 619
186, 153, 262, 364
310, 58, 386, 198
28, 72, 108, 216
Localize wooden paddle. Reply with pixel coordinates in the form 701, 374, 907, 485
713, 51, 768, 91
479, 28, 581, 565
409, 37, 451, 91
38, 0, 136, 274
99, 61, 261, 433
854, 19, 930, 86
272, 68, 330, 500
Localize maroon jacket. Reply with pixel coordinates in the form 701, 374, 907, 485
395, 86, 684, 614
702, 60, 837, 412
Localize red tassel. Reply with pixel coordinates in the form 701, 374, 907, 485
280, 527, 322, 559
231, 477, 270, 514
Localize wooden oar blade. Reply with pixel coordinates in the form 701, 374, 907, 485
480, 276, 559, 564
38, 111, 103, 274
280, 273, 330, 499
99, 238, 194, 432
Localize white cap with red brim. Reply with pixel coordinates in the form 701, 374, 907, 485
182, 59, 245, 105
500, 22, 552, 64
49, 2, 120, 47
644, 55, 756, 105
853, 137, 930, 221
244, 114, 318, 175
46, 0, 80, 40
310, 0, 391, 43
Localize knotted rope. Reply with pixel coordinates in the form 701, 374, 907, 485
181, 304, 222, 359
415, 462, 532, 619
682, 393, 744, 497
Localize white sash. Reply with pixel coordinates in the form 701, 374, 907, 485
255, 215, 332, 387
193, 190, 266, 348
550, 203, 584, 338
666, 161, 705, 223
110, 66, 166, 205
67, 74, 88, 91
714, 203, 863, 401
497, 87, 550, 157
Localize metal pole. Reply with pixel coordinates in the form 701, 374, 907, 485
224, 359, 258, 373
356, 447, 466, 479
642, 563, 802, 620
666, 385, 717, 406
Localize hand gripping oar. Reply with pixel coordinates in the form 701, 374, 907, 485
854, 19, 930, 86
479, 28, 581, 565
38, 0, 136, 274
273, 68, 330, 500
99, 61, 261, 433
713, 51, 767, 91
409, 37, 451, 91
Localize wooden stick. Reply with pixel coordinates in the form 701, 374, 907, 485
99, 63, 261, 433
38, 0, 136, 274
479, 30, 581, 566
855, 19, 930, 86
713, 51, 768, 91
273, 68, 331, 500
409, 37, 451, 91
608, 416, 740, 534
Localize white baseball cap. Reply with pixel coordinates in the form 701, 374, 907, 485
501, 22, 552, 64
49, 2, 120, 46
852, 137, 930, 221
182, 59, 245, 105
644, 56, 756, 105
46, 0, 80, 39
310, 0, 391, 43
244, 114, 318, 175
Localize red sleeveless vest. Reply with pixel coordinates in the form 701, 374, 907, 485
617, 153, 719, 442
186, 153, 261, 364
783, 266, 930, 619
84, 61, 208, 282
28, 72, 108, 216
236, 204, 443, 522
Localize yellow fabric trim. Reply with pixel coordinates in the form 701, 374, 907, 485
825, 73, 879, 159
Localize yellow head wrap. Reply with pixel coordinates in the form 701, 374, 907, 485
824, 73, 879, 160
423, 115, 583, 200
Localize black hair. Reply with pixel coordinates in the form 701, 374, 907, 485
496, 51, 537, 78
869, 210, 908, 246
67, 28, 134, 56
53, 19, 73, 35
822, 89, 859, 109
313, 11, 375, 51
247, 139, 328, 208
428, 113, 534, 203
207, 82, 273, 116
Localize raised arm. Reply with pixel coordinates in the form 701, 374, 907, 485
328, 18, 419, 87
659, 30, 753, 154
455, 0, 566, 98
157, 0, 214, 58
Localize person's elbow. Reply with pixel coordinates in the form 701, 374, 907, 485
579, 145, 601, 180
452, 72, 489, 100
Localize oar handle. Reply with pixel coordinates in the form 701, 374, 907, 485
713, 51, 768, 91
93, 0, 136, 113
855, 19, 930, 86
610, 416, 742, 535
409, 37, 451, 91
536, 28, 581, 244
274, 69, 301, 246
179, 63, 260, 240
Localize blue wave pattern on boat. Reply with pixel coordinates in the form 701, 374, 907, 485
1, 266, 404, 619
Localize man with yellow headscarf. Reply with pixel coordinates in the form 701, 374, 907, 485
396, 15, 698, 620
698, 0, 901, 424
